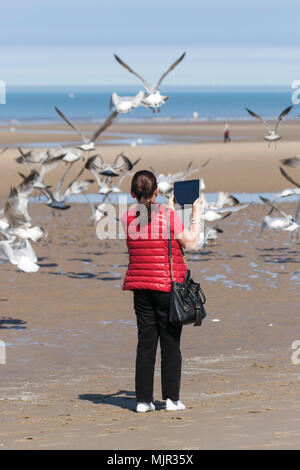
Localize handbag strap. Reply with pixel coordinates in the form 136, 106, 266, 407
165, 207, 186, 280
165, 208, 174, 281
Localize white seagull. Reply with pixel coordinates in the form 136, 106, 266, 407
151, 160, 209, 197
55, 107, 119, 151
16, 148, 49, 169
245, 105, 292, 145
0, 239, 39, 273
114, 52, 186, 112
202, 227, 224, 247
274, 187, 300, 201
109, 91, 146, 114
203, 204, 251, 222
201, 192, 239, 211
1, 187, 47, 242
48, 146, 84, 164
277, 166, 300, 217
260, 196, 300, 233
85, 196, 109, 226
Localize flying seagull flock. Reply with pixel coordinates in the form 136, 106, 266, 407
0, 52, 299, 273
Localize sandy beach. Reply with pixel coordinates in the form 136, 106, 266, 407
1, 120, 300, 197
0, 121, 300, 450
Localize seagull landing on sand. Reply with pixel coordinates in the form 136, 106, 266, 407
114, 52, 186, 113
245, 105, 293, 147
110, 91, 146, 114
55, 107, 119, 151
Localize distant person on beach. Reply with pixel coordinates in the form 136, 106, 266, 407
223, 123, 231, 143
122, 170, 203, 413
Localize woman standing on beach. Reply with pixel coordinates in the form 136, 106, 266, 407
122, 170, 203, 413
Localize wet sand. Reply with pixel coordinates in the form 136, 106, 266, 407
0, 122, 300, 449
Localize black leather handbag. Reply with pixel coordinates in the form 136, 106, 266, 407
166, 209, 207, 327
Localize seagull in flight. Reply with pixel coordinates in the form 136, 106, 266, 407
40, 187, 71, 211
0, 239, 40, 273
85, 196, 109, 226
151, 160, 209, 197
55, 107, 119, 151
274, 166, 300, 200
245, 105, 292, 146
201, 192, 239, 211
279, 166, 300, 189
109, 91, 146, 114
16, 148, 49, 169
277, 166, 300, 213
260, 196, 300, 234
198, 226, 224, 248
114, 52, 186, 112
0, 186, 47, 243
280, 155, 300, 168
48, 146, 84, 164
203, 203, 251, 222
113, 152, 141, 173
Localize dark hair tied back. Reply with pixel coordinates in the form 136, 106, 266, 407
131, 170, 158, 223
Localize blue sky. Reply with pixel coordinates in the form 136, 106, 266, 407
1, 0, 300, 86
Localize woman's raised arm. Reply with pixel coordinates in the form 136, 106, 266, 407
168, 195, 203, 251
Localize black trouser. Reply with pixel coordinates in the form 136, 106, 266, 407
133, 289, 182, 403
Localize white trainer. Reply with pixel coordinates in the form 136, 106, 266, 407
166, 399, 186, 411
136, 402, 155, 413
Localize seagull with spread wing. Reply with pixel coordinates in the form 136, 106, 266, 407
114, 52, 186, 112
109, 91, 146, 114
203, 203, 252, 222
280, 155, 300, 168
245, 105, 292, 146
274, 166, 300, 200
277, 166, 300, 217
279, 166, 300, 189
151, 160, 209, 197
55, 107, 119, 151
0, 239, 40, 273
260, 196, 300, 234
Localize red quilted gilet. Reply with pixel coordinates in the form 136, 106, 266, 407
122, 205, 187, 292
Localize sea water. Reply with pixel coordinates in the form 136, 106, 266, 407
0, 85, 296, 124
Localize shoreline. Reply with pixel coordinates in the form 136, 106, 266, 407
0, 119, 299, 147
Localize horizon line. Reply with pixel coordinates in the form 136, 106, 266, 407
5, 83, 294, 88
